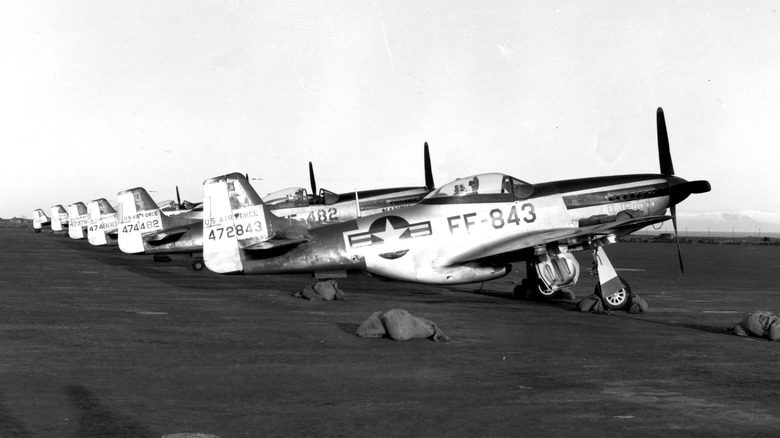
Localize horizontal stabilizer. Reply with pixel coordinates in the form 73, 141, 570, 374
144, 227, 190, 244
242, 237, 308, 251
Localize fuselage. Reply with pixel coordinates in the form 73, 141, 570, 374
238, 173, 677, 283
267, 186, 430, 226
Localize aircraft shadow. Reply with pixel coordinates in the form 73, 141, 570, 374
0, 392, 31, 438
65, 385, 153, 438
337, 322, 361, 336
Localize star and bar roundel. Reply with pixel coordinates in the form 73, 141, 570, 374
347, 215, 432, 249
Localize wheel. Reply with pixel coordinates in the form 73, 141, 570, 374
191, 260, 204, 271
595, 277, 632, 310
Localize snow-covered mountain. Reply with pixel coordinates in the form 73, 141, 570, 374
672, 210, 780, 234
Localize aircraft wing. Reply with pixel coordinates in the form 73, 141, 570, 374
440, 215, 671, 266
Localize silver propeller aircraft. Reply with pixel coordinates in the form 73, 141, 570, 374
265, 143, 435, 226
117, 187, 205, 269
67, 202, 89, 239
86, 198, 119, 246
31, 209, 51, 233
116, 144, 436, 270
202, 108, 710, 310
50, 205, 69, 232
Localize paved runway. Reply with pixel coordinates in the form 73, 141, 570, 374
1, 230, 779, 437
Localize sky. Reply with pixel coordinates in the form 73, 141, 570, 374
2, 1, 779, 231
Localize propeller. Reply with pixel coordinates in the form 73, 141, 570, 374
175, 185, 182, 209
657, 107, 711, 274
309, 162, 317, 195
656, 108, 686, 273
423, 142, 434, 190
657, 108, 674, 177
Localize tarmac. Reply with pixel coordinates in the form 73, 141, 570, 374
1, 229, 780, 437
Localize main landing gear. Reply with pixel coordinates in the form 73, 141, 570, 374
591, 246, 631, 310
513, 246, 632, 310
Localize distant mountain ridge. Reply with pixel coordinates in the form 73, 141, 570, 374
675, 210, 780, 233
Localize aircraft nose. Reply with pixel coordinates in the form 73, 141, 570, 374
668, 176, 711, 206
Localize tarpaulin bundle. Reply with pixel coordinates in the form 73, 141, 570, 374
293, 279, 345, 301
733, 311, 780, 341
356, 309, 449, 342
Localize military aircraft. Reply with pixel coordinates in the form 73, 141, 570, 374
117, 144, 435, 270
50, 205, 69, 232
201, 108, 710, 310
264, 143, 434, 226
66, 202, 89, 239
86, 198, 119, 246
31, 209, 51, 232
117, 187, 205, 269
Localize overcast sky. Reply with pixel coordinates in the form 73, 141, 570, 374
2, 1, 779, 230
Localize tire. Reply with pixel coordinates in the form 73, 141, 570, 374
191, 260, 204, 271
595, 277, 632, 310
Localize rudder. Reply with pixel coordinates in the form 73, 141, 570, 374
203, 173, 271, 273
117, 188, 163, 254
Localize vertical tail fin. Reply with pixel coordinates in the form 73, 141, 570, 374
67, 203, 88, 239
32, 209, 50, 231
50, 205, 68, 232
117, 187, 163, 253
203, 172, 272, 273
86, 198, 118, 246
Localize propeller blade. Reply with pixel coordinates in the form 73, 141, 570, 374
175, 186, 182, 209
309, 162, 317, 195
670, 204, 685, 274
423, 142, 434, 190
657, 107, 674, 176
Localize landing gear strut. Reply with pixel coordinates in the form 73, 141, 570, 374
514, 246, 633, 311
513, 252, 579, 300
591, 246, 631, 310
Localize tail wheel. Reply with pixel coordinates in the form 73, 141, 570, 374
191, 259, 204, 271
595, 277, 632, 310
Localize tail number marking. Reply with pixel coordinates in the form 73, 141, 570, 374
121, 220, 160, 233
207, 221, 263, 240
306, 208, 338, 223
448, 203, 536, 234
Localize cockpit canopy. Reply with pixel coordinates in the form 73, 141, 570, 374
264, 187, 340, 207
264, 187, 310, 206
424, 173, 534, 200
